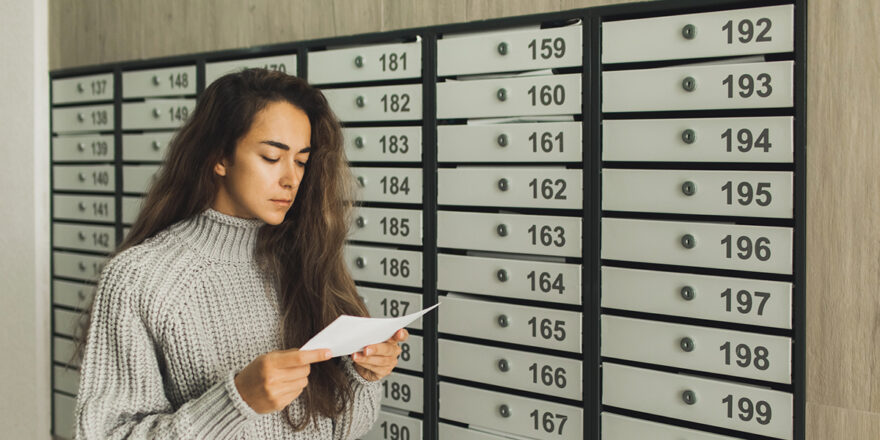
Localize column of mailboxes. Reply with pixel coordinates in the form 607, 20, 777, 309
50, 72, 116, 439
598, 5, 796, 440
307, 39, 428, 439
119, 65, 196, 236
433, 23, 585, 439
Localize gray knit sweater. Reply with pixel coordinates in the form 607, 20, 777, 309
74, 208, 382, 439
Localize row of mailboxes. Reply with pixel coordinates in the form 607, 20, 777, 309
48, 2, 803, 439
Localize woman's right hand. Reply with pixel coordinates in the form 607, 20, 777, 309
233, 347, 332, 414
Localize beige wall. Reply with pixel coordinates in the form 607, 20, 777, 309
47, 0, 880, 438
2, 1, 51, 439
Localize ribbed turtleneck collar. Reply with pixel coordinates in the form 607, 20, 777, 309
170, 208, 266, 263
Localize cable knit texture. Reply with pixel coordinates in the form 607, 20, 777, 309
75, 208, 382, 439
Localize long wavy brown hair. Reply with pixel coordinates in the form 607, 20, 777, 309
74, 68, 367, 431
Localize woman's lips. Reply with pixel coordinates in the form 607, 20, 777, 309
271, 199, 292, 206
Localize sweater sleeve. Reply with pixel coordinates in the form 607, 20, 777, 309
74, 256, 263, 439
332, 356, 383, 440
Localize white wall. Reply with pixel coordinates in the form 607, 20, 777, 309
0, 0, 51, 438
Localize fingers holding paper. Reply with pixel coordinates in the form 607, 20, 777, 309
351, 328, 409, 382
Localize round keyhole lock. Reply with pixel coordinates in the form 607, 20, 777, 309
497, 314, 509, 328
496, 88, 508, 102
681, 181, 697, 196
680, 285, 696, 301
77, 143, 85, 152
355, 96, 366, 108
354, 136, 365, 149
152, 75, 161, 86
497, 133, 509, 147
76, 83, 85, 93
355, 216, 366, 228
496, 269, 509, 282
682, 390, 697, 405
77, 113, 85, 122
355, 257, 366, 269
497, 178, 509, 192
680, 337, 695, 352
681, 76, 697, 92
78, 262, 87, 271
354, 55, 364, 68
681, 129, 696, 144
356, 176, 366, 187
681, 24, 697, 40
499, 404, 511, 418
497, 42, 509, 55
77, 232, 86, 241
496, 223, 508, 237
152, 108, 162, 118
152, 140, 162, 151
77, 173, 86, 182
77, 202, 86, 212
681, 234, 696, 249
497, 359, 510, 372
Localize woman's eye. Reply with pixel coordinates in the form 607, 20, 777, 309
262, 156, 279, 163
297, 160, 308, 167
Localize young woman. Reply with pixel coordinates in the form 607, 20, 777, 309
74, 68, 408, 439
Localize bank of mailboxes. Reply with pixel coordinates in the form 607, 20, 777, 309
50, 2, 800, 439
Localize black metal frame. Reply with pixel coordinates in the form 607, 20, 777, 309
48, 0, 806, 439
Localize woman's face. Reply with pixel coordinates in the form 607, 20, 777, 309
212, 100, 311, 225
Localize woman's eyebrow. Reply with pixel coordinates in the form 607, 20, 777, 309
260, 141, 311, 154
260, 140, 289, 151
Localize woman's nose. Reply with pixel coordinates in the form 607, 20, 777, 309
281, 160, 302, 189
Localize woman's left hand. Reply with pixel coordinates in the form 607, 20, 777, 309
351, 329, 409, 382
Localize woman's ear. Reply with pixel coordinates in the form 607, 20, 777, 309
214, 159, 228, 177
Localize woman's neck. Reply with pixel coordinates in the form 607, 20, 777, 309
169, 208, 266, 263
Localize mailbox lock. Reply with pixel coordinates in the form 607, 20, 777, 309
682, 76, 697, 92
497, 178, 509, 192
496, 269, 508, 282
681, 234, 696, 249
355, 257, 366, 268
497, 42, 509, 55
680, 286, 696, 301
497, 133, 509, 147
681, 129, 696, 144
682, 390, 697, 405
680, 337, 695, 352
496, 88, 507, 102
497, 359, 510, 372
682, 24, 697, 40
496, 224, 508, 237
681, 181, 697, 196
499, 404, 511, 418
355, 216, 366, 228
354, 55, 364, 68
497, 314, 509, 328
